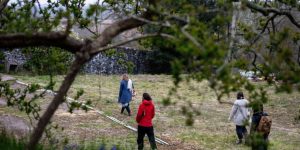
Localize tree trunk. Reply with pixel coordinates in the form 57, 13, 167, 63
226, 2, 241, 63
27, 56, 87, 149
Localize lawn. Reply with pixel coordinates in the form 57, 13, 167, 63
2, 74, 300, 150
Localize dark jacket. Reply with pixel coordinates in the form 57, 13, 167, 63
136, 100, 155, 127
118, 80, 132, 104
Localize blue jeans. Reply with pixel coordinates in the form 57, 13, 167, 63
236, 125, 247, 140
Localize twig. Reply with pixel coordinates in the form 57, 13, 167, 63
250, 14, 278, 45
91, 33, 175, 54
298, 45, 300, 66
0, 0, 9, 14
130, 15, 170, 27
245, 1, 300, 29
248, 50, 264, 74
180, 17, 205, 50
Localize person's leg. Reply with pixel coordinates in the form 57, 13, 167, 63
262, 133, 269, 150
125, 103, 131, 116
137, 126, 146, 150
242, 126, 248, 135
236, 125, 243, 144
242, 126, 248, 143
146, 126, 157, 150
251, 114, 261, 133
121, 106, 125, 114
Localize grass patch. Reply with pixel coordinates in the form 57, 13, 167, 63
4, 74, 300, 149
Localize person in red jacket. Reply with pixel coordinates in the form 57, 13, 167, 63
136, 93, 157, 150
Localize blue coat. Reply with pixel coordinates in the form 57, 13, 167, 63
118, 80, 132, 104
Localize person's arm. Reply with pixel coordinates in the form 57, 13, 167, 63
132, 81, 134, 90
118, 81, 123, 102
246, 100, 251, 117
228, 102, 238, 121
132, 82, 135, 96
136, 104, 144, 123
152, 105, 155, 119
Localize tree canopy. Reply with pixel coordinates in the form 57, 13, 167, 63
1, 0, 300, 149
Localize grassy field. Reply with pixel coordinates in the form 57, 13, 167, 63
1, 74, 300, 150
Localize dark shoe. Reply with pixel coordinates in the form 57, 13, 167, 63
236, 139, 242, 144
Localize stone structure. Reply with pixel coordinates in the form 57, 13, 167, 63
84, 47, 151, 74
1, 18, 148, 74
2, 47, 151, 74
3, 49, 27, 73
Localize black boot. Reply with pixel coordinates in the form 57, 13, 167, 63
121, 107, 125, 114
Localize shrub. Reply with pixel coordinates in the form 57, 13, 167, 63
23, 47, 72, 75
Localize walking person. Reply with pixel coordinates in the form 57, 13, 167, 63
136, 93, 157, 150
250, 103, 270, 150
118, 74, 134, 116
228, 92, 250, 144
250, 103, 264, 135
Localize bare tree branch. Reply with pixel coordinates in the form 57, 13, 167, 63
180, 19, 205, 51
130, 15, 171, 27
245, 1, 300, 28
248, 50, 264, 74
0, 32, 84, 53
91, 33, 176, 54
84, 25, 99, 37
0, 0, 9, 14
250, 14, 277, 45
90, 12, 154, 51
64, 0, 73, 35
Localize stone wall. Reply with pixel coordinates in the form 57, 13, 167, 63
83, 47, 151, 74
2, 47, 151, 74
3, 49, 27, 72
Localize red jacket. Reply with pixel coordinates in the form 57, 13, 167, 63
136, 100, 155, 127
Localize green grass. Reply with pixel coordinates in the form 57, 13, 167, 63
2, 74, 299, 149
0, 131, 45, 150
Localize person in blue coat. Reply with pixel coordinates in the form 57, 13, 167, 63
118, 74, 134, 116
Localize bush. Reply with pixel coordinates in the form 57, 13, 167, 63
22, 47, 72, 75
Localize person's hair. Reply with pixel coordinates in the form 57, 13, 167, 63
143, 93, 152, 101
237, 92, 244, 100
122, 74, 128, 80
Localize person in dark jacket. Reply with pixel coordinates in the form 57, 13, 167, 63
136, 93, 157, 150
250, 102, 268, 150
250, 103, 264, 134
118, 74, 134, 116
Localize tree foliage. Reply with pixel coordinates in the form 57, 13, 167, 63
0, 0, 300, 149
23, 47, 72, 75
